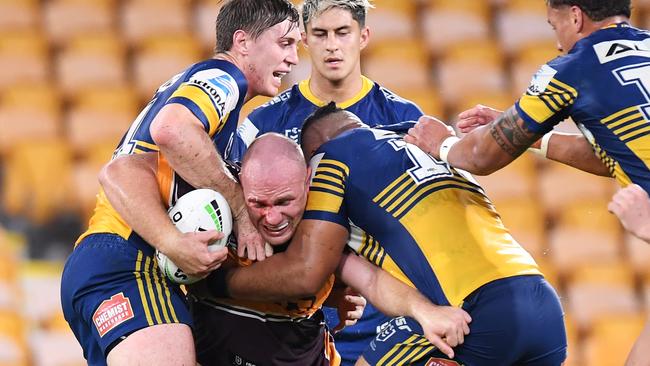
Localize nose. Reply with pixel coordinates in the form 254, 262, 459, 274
263, 207, 283, 226
287, 44, 299, 66
325, 32, 339, 52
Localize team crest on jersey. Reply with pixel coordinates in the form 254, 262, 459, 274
425, 358, 461, 366
526, 64, 557, 96
93, 293, 134, 337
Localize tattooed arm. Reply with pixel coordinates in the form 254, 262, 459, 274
406, 106, 541, 175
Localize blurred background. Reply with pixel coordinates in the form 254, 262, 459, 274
1, 0, 650, 365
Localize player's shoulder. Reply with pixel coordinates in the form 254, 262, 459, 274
249, 85, 297, 117
369, 80, 423, 118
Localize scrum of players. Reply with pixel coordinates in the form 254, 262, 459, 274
60, 0, 650, 365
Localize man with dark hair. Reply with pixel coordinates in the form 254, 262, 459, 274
211, 104, 568, 365
226, 1, 425, 362
60, 1, 301, 364
405, 0, 649, 192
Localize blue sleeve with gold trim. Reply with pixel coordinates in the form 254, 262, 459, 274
515, 56, 578, 134
303, 151, 351, 230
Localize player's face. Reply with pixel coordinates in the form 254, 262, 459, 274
242, 170, 309, 245
303, 7, 369, 83
246, 19, 301, 97
547, 5, 580, 53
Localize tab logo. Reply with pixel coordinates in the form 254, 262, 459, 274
93, 293, 135, 337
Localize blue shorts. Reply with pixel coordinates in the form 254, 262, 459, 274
60, 233, 193, 366
363, 275, 567, 366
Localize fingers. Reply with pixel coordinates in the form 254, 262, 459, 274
428, 334, 454, 359
265, 242, 274, 257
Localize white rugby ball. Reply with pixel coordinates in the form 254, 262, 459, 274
156, 189, 233, 284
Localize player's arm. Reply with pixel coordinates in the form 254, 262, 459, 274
405, 106, 541, 175
454, 104, 610, 176
337, 253, 471, 358
208, 219, 348, 301
150, 104, 267, 260
99, 152, 227, 276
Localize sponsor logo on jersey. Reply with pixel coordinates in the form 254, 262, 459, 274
189, 78, 227, 112
594, 39, 650, 64
526, 64, 557, 95
425, 358, 461, 366
93, 293, 134, 337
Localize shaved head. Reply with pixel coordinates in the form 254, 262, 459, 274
240, 133, 310, 245
300, 102, 365, 160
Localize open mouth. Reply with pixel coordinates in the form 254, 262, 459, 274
273, 71, 288, 83
264, 222, 289, 235
325, 57, 343, 66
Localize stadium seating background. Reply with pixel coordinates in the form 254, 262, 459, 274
1, 0, 649, 364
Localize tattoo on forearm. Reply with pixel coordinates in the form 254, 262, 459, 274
489, 107, 541, 157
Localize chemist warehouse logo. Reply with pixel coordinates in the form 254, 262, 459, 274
93, 293, 135, 337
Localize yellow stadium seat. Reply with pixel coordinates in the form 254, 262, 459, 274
0, 0, 39, 32
0, 84, 61, 154
133, 34, 203, 100
0, 310, 28, 366
421, 0, 491, 58
193, 0, 224, 51
495, 0, 557, 55
71, 142, 116, 220
558, 199, 623, 235
582, 313, 646, 366
565, 263, 640, 332
538, 163, 616, 216
391, 87, 445, 118
563, 312, 583, 366
449, 90, 514, 120
0, 31, 49, 89
55, 33, 127, 97
65, 86, 138, 155
121, 0, 192, 46
437, 39, 507, 109
474, 151, 538, 201
363, 39, 431, 91
510, 41, 562, 97
364, 0, 419, 44
43, 0, 116, 45
2, 140, 75, 223
548, 226, 622, 275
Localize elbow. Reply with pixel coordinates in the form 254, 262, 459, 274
150, 117, 178, 150
294, 268, 329, 298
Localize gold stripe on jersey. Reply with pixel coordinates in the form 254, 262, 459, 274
151, 259, 171, 323
299, 76, 374, 109
170, 84, 221, 135
377, 334, 422, 366
519, 78, 578, 123
360, 233, 386, 267
374, 173, 411, 206
399, 337, 433, 365
306, 160, 349, 213
135, 140, 160, 152
622, 126, 650, 141
144, 256, 163, 324
159, 270, 179, 322
311, 181, 344, 195
306, 190, 343, 214
319, 159, 350, 177
134, 251, 154, 326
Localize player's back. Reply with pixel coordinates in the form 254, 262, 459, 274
518, 23, 650, 190
306, 126, 541, 307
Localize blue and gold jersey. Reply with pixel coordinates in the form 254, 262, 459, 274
516, 23, 650, 191
303, 126, 541, 307
226, 76, 423, 162
78, 59, 248, 244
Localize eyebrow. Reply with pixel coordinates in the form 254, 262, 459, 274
311, 25, 351, 33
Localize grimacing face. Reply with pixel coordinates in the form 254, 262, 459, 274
241, 167, 309, 245
303, 7, 369, 83
245, 19, 301, 96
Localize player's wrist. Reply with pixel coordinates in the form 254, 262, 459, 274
527, 132, 554, 158
439, 136, 460, 163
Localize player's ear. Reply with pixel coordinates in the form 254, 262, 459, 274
304, 166, 313, 188
301, 31, 309, 48
569, 5, 584, 32
359, 26, 370, 51
232, 29, 249, 55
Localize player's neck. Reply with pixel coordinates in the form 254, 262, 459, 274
309, 72, 363, 104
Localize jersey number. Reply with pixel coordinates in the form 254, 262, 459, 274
389, 139, 452, 184
614, 62, 650, 121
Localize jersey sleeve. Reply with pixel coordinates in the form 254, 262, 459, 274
515, 60, 578, 134
166, 68, 240, 137
226, 115, 261, 163
302, 152, 351, 230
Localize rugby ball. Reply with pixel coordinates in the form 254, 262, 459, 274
156, 189, 233, 284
